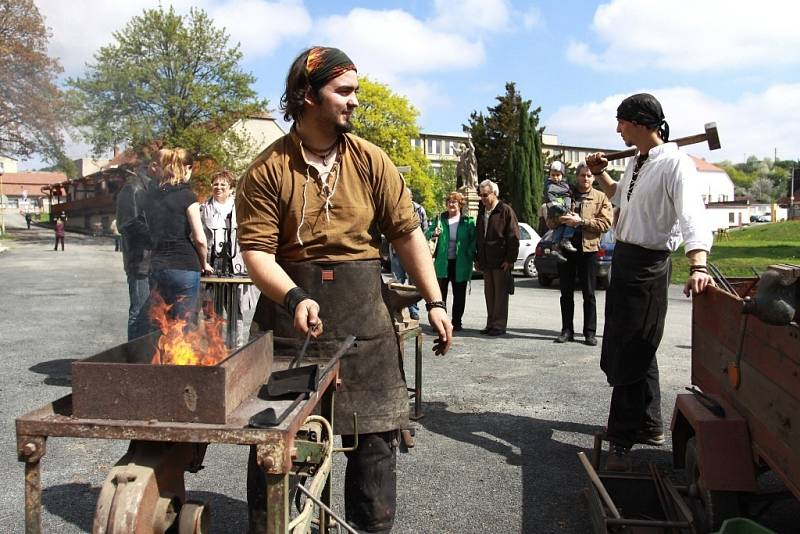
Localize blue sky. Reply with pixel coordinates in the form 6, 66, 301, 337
27, 0, 800, 169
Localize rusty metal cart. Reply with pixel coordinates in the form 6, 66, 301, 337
671, 264, 800, 532
16, 332, 341, 534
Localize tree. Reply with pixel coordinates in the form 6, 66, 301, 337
349, 77, 436, 213
0, 0, 67, 164
466, 83, 524, 194
505, 100, 544, 224
468, 82, 545, 221
67, 6, 265, 174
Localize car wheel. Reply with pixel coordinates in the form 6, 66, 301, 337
538, 274, 552, 287
523, 255, 537, 278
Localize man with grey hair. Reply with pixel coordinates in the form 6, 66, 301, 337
475, 179, 520, 336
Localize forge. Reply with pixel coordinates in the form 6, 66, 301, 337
71, 331, 273, 424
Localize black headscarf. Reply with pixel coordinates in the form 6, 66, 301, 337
306, 47, 357, 89
616, 93, 670, 142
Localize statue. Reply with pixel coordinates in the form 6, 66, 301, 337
456, 135, 478, 190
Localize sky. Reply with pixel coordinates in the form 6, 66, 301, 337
23, 0, 800, 170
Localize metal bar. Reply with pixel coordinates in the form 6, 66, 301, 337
266, 473, 289, 534
297, 484, 358, 534
24, 461, 42, 534
605, 517, 691, 528
413, 330, 423, 419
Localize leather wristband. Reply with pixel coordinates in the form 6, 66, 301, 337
689, 265, 709, 274
284, 286, 312, 318
425, 300, 446, 312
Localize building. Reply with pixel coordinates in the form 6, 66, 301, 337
541, 133, 632, 173
0, 157, 67, 212
411, 132, 469, 174
43, 113, 286, 233
691, 156, 734, 204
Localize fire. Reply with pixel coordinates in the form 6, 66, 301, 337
148, 293, 229, 366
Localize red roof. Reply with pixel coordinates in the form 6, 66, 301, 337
690, 155, 725, 173
2, 172, 68, 196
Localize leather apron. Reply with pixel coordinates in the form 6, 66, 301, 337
250, 260, 409, 435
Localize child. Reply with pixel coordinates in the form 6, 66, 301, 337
545, 161, 576, 262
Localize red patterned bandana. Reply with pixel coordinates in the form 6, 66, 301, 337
306, 47, 357, 89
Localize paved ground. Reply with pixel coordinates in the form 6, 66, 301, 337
1, 209, 797, 533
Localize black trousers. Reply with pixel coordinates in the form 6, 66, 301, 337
247, 431, 398, 534
607, 356, 663, 449
556, 250, 598, 335
438, 259, 467, 328
54, 236, 64, 250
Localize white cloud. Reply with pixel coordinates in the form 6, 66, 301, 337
521, 5, 543, 30
208, 1, 311, 61
545, 85, 800, 163
569, 0, 800, 72
430, 0, 511, 32
315, 8, 484, 82
35, 0, 309, 77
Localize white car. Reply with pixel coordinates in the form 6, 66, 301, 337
513, 222, 541, 277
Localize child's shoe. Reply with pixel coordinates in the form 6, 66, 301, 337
561, 239, 577, 253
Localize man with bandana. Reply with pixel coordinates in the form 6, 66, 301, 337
237, 47, 452, 533
586, 93, 713, 470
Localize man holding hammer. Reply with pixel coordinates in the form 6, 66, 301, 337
587, 93, 714, 470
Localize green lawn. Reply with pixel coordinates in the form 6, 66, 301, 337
671, 220, 800, 284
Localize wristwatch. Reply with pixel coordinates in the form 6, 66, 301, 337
425, 300, 446, 312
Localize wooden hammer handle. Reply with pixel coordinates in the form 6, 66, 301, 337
603, 132, 710, 162
578, 452, 622, 519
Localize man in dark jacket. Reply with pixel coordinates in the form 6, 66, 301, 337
115, 161, 154, 340
475, 179, 520, 336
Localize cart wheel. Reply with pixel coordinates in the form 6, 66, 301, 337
178, 501, 210, 534
685, 437, 740, 532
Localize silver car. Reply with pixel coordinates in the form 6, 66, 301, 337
513, 222, 541, 278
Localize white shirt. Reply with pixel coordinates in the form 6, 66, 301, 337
611, 142, 712, 253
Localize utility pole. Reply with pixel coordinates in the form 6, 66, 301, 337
0, 160, 5, 236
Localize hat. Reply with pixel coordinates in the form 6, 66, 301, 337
550, 161, 565, 174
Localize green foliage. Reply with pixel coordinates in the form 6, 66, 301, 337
350, 77, 436, 213
468, 82, 545, 223
66, 6, 266, 173
0, 0, 67, 165
716, 156, 799, 202
671, 220, 800, 283
505, 100, 543, 224
432, 160, 457, 212
467, 82, 523, 193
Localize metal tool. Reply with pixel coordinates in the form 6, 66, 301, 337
578, 452, 621, 519
708, 262, 736, 295
685, 387, 726, 417
604, 122, 721, 162
296, 483, 358, 534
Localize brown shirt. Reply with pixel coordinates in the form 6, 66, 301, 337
236, 128, 418, 262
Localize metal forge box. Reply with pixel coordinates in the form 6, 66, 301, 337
71, 331, 273, 424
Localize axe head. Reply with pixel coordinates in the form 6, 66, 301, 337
704, 122, 721, 150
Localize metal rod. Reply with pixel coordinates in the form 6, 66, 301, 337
296, 483, 358, 534
578, 452, 621, 519
605, 517, 691, 528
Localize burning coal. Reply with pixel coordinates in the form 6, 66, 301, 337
148, 292, 228, 366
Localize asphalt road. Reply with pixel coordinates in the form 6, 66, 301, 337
1, 210, 797, 533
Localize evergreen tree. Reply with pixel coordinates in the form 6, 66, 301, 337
506, 101, 543, 224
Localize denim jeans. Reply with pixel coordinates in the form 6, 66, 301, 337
127, 273, 150, 340
552, 223, 575, 243
130, 269, 201, 339
390, 249, 419, 316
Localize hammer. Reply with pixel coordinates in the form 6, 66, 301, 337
604, 122, 720, 161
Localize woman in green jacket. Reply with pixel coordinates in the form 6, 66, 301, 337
427, 192, 477, 331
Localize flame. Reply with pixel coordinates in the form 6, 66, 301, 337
148, 292, 229, 366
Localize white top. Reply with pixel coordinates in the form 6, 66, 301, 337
447, 215, 460, 259
610, 142, 712, 253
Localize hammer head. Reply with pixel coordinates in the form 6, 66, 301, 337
704, 122, 721, 150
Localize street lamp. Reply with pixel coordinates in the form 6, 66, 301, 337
0, 160, 5, 236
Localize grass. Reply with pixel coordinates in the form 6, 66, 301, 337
671, 220, 800, 284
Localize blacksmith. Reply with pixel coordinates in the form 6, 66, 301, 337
236, 46, 452, 532
587, 93, 713, 470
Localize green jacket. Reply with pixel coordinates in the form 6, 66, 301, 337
426, 212, 477, 282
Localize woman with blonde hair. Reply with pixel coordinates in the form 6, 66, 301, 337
426, 191, 476, 331
131, 148, 213, 337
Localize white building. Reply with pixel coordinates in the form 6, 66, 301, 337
692, 156, 734, 204
411, 132, 469, 174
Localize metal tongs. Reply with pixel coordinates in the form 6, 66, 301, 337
249, 334, 356, 428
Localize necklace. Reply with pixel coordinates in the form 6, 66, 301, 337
304, 138, 339, 165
